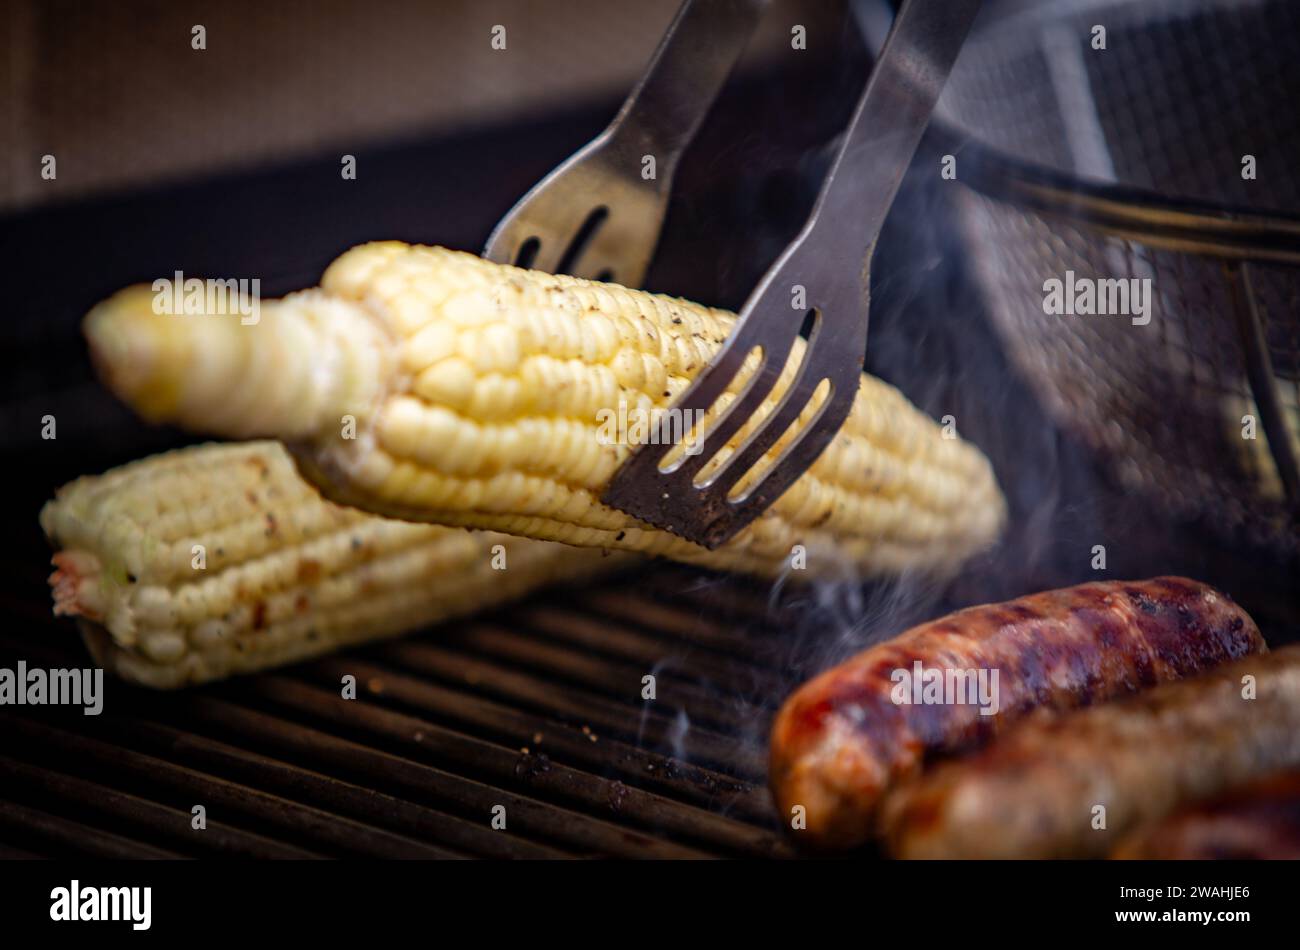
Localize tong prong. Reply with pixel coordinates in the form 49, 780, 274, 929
483, 0, 767, 286
705, 339, 828, 496
663, 333, 796, 482
485, 135, 632, 279
602, 0, 983, 548
714, 381, 858, 530
567, 205, 631, 283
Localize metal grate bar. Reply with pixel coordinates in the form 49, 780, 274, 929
578, 588, 794, 667
510, 603, 790, 699
0, 750, 325, 859
643, 569, 808, 632
0, 797, 184, 860
237, 675, 782, 857
0, 543, 796, 858
98, 717, 540, 858
371, 638, 768, 779
179, 691, 708, 859
451, 622, 755, 734
301, 655, 779, 828
2, 713, 448, 859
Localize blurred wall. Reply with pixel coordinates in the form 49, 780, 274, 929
3, 0, 837, 210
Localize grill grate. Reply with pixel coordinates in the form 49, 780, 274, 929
0, 549, 798, 859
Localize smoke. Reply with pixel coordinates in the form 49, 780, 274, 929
624, 0, 1298, 779
637, 118, 1123, 774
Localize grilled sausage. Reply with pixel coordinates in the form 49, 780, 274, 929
769, 577, 1263, 849
881, 646, 1300, 859
1112, 769, 1300, 860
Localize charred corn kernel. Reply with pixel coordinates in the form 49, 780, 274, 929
84, 243, 1006, 579
41, 441, 625, 688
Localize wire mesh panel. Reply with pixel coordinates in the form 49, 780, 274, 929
938, 0, 1300, 555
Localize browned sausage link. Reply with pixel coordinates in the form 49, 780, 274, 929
1112, 769, 1300, 860
881, 646, 1300, 859
768, 577, 1264, 850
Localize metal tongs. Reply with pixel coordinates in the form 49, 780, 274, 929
486, 0, 981, 548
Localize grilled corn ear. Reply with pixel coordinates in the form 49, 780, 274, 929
41, 441, 622, 688
84, 243, 1006, 578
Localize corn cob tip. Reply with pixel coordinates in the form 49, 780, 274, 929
84, 286, 176, 422
48, 550, 106, 621
84, 281, 393, 441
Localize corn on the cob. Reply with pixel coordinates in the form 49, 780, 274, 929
84, 243, 1006, 579
40, 441, 624, 688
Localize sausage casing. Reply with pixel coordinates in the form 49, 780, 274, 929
881, 646, 1300, 859
769, 577, 1264, 849
1112, 770, 1300, 860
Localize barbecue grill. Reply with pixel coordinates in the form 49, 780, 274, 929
2, 0, 1297, 860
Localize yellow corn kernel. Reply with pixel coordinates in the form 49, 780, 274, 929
41, 441, 625, 688
83, 243, 1006, 579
